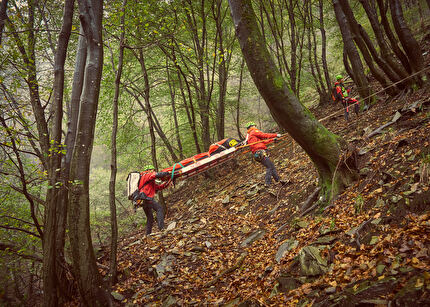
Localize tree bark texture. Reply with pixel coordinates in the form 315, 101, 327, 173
389, 0, 425, 81
333, 0, 372, 105
318, 0, 331, 98
359, 0, 409, 82
213, 0, 227, 141
68, 0, 111, 305
337, 0, 398, 95
43, 0, 75, 305
165, 55, 184, 159
235, 58, 245, 140
376, 0, 412, 74
108, 0, 127, 287
339, 0, 403, 87
229, 0, 358, 200
0, 0, 8, 45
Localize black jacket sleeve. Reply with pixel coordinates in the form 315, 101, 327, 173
155, 171, 170, 178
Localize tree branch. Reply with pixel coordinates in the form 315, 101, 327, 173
0, 242, 42, 262
0, 225, 41, 238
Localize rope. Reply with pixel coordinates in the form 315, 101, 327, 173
319, 65, 430, 123
171, 162, 184, 181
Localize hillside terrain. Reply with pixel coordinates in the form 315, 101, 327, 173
100, 53, 430, 306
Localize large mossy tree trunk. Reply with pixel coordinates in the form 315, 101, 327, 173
228, 0, 358, 201
68, 0, 111, 305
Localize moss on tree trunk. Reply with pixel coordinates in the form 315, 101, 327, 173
229, 0, 358, 203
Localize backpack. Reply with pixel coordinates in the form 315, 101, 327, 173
126, 171, 141, 199
331, 85, 341, 103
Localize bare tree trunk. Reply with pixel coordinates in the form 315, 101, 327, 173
213, 0, 227, 141
229, 0, 358, 201
139, 52, 168, 212
188, 0, 211, 149
0, 0, 8, 45
306, 0, 326, 104
359, 0, 409, 81
333, 0, 372, 104
235, 58, 245, 140
338, 0, 400, 94
343, 47, 355, 84
42, 0, 75, 305
377, 0, 412, 73
68, 0, 111, 304
108, 0, 126, 287
389, 0, 425, 83
174, 61, 201, 153
165, 55, 184, 159
318, 0, 331, 96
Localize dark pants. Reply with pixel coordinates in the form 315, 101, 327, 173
255, 150, 279, 185
142, 199, 164, 235
342, 99, 359, 120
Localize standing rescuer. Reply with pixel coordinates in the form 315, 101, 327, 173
133, 165, 170, 235
333, 74, 359, 121
245, 122, 283, 187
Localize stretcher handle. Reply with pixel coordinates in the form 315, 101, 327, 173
236, 134, 288, 149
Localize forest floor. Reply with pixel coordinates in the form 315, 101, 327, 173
101, 54, 430, 306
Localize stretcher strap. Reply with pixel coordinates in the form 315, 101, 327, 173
171, 162, 184, 181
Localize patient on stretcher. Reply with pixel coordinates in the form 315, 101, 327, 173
161, 137, 240, 173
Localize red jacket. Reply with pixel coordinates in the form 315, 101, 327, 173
246, 127, 277, 153
138, 171, 169, 198
334, 81, 350, 100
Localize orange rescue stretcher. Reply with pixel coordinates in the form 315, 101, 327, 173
161, 138, 242, 181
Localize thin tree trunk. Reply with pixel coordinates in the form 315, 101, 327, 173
235, 58, 245, 140
213, 0, 227, 141
165, 55, 184, 159
68, 0, 111, 304
377, 0, 412, 73
389, 0, 425, 83
229, 0, 358, 201
0, 0, 8, 45
343, 47, 355, 84
108, 0, 126, 287
139, 52, 168, 212
338, 0, 401, 93
359, 0, 409, 82
318, 0, 331, 96
306, 1, 325, 104
44, 0, 75, 304
333, 0, 372, 104
174, 63, 201, 153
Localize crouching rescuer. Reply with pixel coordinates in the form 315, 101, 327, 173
131, 165, 171, 235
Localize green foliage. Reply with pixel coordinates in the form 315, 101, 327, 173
89, 168, 144, 243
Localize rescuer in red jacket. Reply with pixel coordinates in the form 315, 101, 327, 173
134, 165, 171, 235
245, 122, 282, 187
333, 75, 359, 121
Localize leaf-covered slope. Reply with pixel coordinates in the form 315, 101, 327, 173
102, 82, 430, 306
